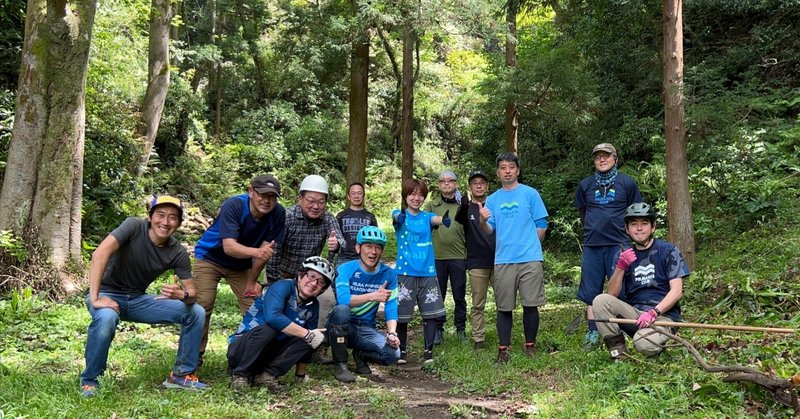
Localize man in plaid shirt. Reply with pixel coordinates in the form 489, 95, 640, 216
267, 175, 345, 327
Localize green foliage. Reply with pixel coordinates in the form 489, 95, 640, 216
0, 229, 26, 263
0, 88, 13, 178
0, 0, 24, 90
0, 287, 42, 322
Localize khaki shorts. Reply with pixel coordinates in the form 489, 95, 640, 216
494, 261, 545, 311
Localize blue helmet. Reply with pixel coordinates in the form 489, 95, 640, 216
356, 226, 387, 246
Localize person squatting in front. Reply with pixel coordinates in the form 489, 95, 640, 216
226, 256, 334, 390
592, 202, 690, 360
327, 226, 401, 383
392, 178, 451, 364
80, 195, 206, 397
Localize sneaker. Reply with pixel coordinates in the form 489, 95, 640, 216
496, 347, 511, 365
423, 350, 434, 364
81, 383, 98, 398
456, 329, 467, 342
473, 341, 484, 351
523, 343, 536, 357
583, 330, 600, 350
253, 372, 283, 391
396, 350, 408, 365
163, 373, 208, 391
230, 374, 249, 390
434, 328, 444, 346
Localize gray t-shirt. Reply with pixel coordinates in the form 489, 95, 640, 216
100, 217, 192, 295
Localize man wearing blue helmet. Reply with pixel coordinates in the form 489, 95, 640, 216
327, 226, 400, 382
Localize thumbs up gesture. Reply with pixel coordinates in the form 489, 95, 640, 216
254, 240, 277, 261
479, 201, 491, 223
373, 281, 391, 302
327, 230, 340, 252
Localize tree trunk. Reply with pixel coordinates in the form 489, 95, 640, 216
400, 21, 415, 185
345, 2, 369, 187
0, 0, 97, 290
663, 0, 695, 270
135, 0, 172, 176
504, 0, 519, 153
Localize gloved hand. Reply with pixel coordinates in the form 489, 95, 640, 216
636, 309, 658, 328
304, 328, 326, 349
616, 248, 637, 270
394, 208, 407, 227
442, 209, 451, 227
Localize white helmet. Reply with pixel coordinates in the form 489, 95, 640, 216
301, 256, 335, 290
299, 175, 329, 195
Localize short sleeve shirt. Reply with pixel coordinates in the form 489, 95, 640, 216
485, 184, 548, 264
392, 209, 437, 276
336, 260, 398, 323
620, 239, 690, 320
336, 208, 378, 262
574, 172, 641, 246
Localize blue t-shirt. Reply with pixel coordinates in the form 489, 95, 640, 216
574, 172, 641, 246
195, 194, 286, 271
228, 278, 319, 343
486, 184, 548, 264
392, 209, 437, 276
618, 239, 690, 321
336, 260, 398, 323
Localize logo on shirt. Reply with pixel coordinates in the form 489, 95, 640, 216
594, 187, 616, 205
634, 264, 655, 285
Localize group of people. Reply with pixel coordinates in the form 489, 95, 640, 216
79, 144, 690, 397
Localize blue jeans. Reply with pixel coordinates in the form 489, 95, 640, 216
327, 305, 400, 365
80, 292, 205, 385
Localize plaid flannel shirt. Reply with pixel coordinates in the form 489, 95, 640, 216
266, 204, 345, 280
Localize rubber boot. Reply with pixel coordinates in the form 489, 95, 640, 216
330, 337, 356, 383
352, 350, 372, 375
603, 334, 628, 360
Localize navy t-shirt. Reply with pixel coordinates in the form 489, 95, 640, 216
574, 172, 641, 246
195, 194, 286, 271
619, 239, 690, 321
335, 208, 378, 262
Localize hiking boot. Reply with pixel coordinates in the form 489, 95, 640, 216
352, 350, 372, 375
423, 350, 434, 364
583, 330, 600, 350
230, 374, 249, 390
334, 363, 356, 383
162, 373, 208, 391
523, 343, 536, 357
456, 329, 467, 342
473, 341, 484, 351
81, 383, 98, 398
496, 347, 511, 364
396, 351, 408, 365
603, 334, 628, 360
253, 372, 283, 392
434, 328, 444, 346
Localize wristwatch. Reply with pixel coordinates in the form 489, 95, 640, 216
387, 332, 398, 338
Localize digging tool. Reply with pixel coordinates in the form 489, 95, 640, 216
595, 318, 796, 334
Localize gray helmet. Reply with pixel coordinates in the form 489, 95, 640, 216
624, 202, 656, 222
301, 256, 335, 291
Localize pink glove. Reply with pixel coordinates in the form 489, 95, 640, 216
616, 248, 637, 270
636, 309, 658, 328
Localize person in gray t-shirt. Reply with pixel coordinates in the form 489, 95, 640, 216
79, 195, 207, 397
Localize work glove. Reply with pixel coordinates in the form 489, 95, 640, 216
636, 309, 658, 328
616, 248, 636, 270
304, 328, 326, 349
394, 208, 407, 227
441, 209, 451, 228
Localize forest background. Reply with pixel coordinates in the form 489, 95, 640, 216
0, 0, 799, 417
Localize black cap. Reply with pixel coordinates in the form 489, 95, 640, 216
468, 170, 488, 182
251, 174, 281, 196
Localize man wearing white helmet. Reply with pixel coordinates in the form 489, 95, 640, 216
227, 256, 334, 389
267, 174, 345, 359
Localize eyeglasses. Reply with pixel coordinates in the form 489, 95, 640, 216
469, 180, 487, 186
302, 196, 327, 208
593, 153, 613, 161
439, 179, 455, 184
305, 273, 326, 286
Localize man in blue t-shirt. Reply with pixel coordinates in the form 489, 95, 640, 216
480, 152, 548, 364
574, 143, 642, 348
327, 226, 400, 382
193, 174, 286, 359
593, 202, 690, 360
226, 256, 333, 389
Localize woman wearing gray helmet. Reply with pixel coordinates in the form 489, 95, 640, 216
226, 256, 335, 390
592, 203, 690, 360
